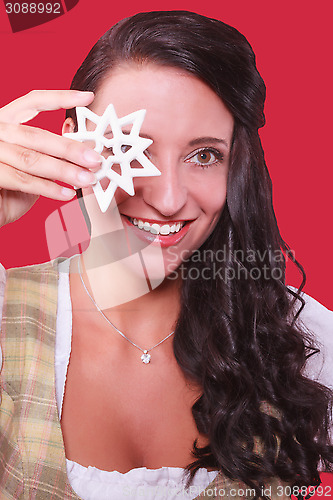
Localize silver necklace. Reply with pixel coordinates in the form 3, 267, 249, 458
77, 257, 175, 364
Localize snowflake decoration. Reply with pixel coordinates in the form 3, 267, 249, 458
64, 105, 161, 212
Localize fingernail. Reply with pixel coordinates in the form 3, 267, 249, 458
77, 170, 97, 185
89, 164, 101, 173
76, 91, 94, 98
84, 149, 102, 164
61, 187, 76, 199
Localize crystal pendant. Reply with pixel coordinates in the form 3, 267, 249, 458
141, 350, 151, 364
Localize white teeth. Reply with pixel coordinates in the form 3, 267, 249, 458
160, 224, 171, 235
128, 217, 185, 236
150, 224, 160, 235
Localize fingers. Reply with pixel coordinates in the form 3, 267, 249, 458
0, 121, 102, 171
0, 90, 94, 124
0, 161, 76, 201
0, 90, 101, 204
0, 141, 97, 190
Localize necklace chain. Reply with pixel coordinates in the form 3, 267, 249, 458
77, 257, 175, 364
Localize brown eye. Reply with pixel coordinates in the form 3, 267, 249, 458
186, 148, 223, 167
121, 144, 131, 154
197, 151, 213, 164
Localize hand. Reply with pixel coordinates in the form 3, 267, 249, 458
0, 90, 102, 227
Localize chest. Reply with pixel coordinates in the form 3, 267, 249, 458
60, 318, 207, 473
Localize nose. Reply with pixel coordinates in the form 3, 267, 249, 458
139, 157, 188, 217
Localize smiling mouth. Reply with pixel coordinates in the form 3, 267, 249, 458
127, 217, 186, 236
122, 215, 192, 248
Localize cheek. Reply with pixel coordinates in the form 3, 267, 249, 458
114, 189, 136, 210
196, 176, 228, 218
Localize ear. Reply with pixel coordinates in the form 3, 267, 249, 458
62, 117, 75, 135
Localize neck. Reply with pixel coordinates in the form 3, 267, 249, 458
71, 249, 182, 347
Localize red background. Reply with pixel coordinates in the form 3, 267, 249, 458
0, 0, 332, 309
0, 0, 332, 493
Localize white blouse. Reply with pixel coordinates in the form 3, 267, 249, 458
1, 259, 333, 499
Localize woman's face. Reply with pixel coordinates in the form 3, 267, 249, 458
80, 64, 234, 279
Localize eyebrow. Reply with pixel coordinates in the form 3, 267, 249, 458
104, 130, 229, 148
188, 137, 229, 148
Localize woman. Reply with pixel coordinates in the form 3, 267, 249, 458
0, 10, 332, 500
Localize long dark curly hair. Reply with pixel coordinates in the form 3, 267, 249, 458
66, 10, 333, 497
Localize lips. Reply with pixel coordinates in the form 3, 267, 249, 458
122, 215, 193, 248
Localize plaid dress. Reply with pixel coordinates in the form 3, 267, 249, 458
0, 261, 290, 499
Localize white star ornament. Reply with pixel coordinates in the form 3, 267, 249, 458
64, 105, 161, 212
